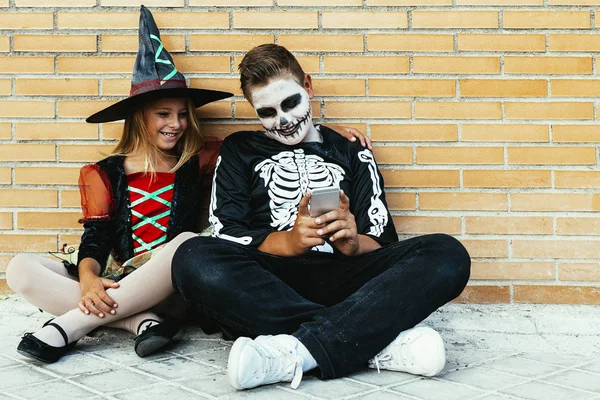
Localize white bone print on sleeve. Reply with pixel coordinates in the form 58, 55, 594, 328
209, 155, 253, 245
357, 149, 388, 237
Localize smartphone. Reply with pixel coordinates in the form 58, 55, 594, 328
309, 186, 340, 217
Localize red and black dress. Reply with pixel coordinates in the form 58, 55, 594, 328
65, 138, 221, 280
127, 172, 175, 256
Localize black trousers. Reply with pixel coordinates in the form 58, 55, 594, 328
172, 233, 470, 379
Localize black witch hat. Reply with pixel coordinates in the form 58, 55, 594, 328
87, 5, 232, 123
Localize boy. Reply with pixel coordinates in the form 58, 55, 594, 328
171, 44, 471, 390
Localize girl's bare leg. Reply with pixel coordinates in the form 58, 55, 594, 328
27, 232, 196, 346
7, 254, 81, 315
6, 252, 177, 339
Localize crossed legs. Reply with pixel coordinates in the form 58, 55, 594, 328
7, 232, 196, 347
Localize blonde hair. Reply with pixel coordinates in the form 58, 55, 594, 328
112, 97, 203, 174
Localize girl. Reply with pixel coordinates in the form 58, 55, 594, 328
8, 96, 221, 360
7, 5, 233, 360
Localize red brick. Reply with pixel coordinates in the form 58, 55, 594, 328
368, 34, 453, 52
323, 11, 407, 29
513, 240, 600, 259
462, 239, 508, 258
0, 235, 56, 252
371, 124, 458, 142
0, 12, 53, 29
555, 171, 600, 189
466, 216, 553, 235
512, 193, 596, 212
471, 262, 554, 281
16, 123, 98, 141
556, 217, 600, 236
372, 147, 412, 165
385, 192, 416, 211
505, 102, 594, 120
234, 12, 317, 29
504, 11, 591, 29
417, 147, 503, 165
508, 146, 597, 165
325, 101, 411, 119
0, 213, 12, 230
370, 79, 455, 97
505, 57, 592, 75
415, 102, 501, 120
414, 56, 500, 74
515, 286, 600, 305
324, 56, 409, 74
381, 170, 460, 188
0, 122, 11, 140
454, 285, 511, 303
15, 167, 80, 185
462, 124, 549, 143
0, 189, 57, 207
313, 79, 366, 97
559, 263, 600, 282
392, 216, 461, 235
464, 170, 551, 188
460, 79, 547, 98
413, 11, 498, 28
458, 34, 545, 52
190, 34, 274, 52
419, 192, 507, 211
0, 168, 10, 184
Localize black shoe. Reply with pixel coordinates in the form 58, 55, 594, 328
17, 322, 74, 363
134, 319, 179, 358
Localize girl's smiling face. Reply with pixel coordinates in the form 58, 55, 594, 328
143, 97, 189, 152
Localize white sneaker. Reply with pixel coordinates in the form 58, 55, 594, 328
368, 327, 446, 377
227, 335, 304, 390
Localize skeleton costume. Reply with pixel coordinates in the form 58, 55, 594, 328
209, 127, 397, 252
170, 73, 471, 381
210, 76, 395, 250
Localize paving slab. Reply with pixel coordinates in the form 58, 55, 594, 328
1, 295, 599, 399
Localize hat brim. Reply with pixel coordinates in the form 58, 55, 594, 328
86, 88, 233, 123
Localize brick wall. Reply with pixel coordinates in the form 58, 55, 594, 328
1, 0, 599, 304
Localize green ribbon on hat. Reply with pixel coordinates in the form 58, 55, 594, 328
150, 34, 178, 85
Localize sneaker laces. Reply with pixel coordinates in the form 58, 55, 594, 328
255, 336, 304, 389
371, 335, 415, 374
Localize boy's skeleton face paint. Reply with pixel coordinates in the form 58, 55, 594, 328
251, 78, 313, 145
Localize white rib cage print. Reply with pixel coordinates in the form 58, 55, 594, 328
255, 149, 345, 232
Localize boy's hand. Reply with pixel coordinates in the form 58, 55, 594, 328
286, 192, 326, 256
314, 191, 360, 256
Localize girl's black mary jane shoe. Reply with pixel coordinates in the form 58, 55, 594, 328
16, 322, 73, 364
134, 318, 179, 358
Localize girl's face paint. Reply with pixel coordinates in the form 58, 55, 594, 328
143, 97, 188, 152
250, 78, 314, 145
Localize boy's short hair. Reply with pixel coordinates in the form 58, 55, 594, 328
239, 44, 305, 102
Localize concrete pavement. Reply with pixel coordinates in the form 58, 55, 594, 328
1, 296, 599, 399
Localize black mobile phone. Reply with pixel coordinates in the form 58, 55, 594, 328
309, 186, 340, 217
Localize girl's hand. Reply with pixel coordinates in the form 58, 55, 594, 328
78, 276, 119, 318
326, 125, 373, 150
